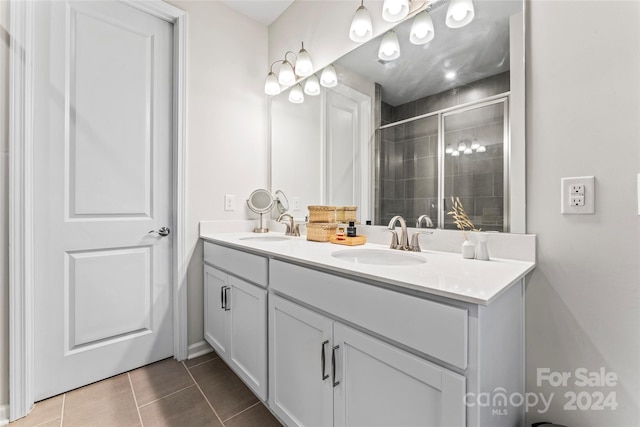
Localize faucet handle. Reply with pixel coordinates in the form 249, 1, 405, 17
386, 229, 399, 249
409, 231, 433, 252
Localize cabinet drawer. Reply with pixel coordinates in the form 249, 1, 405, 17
204, 242, 268, 287
270, 259, 468, 369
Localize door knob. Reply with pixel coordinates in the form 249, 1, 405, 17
149, 226, 170, 236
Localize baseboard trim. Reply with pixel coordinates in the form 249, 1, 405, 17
0, 404, 9, 426
187, 340, 213, 360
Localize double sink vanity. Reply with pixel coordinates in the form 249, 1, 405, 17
200, 226, 535, 427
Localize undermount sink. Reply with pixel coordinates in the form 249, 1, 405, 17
331, 249, 426, 266
239, 235, 291, 242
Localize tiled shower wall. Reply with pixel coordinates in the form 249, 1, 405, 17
376, 72, 509, 231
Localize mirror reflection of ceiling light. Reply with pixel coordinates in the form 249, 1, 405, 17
446, 0, 475, 28
378, 31, 401, 61
451, 150, 460, 157
447, 139, 487, 155
471, 138, 480, 149
476, 144, 486, 153
463, 147, 473, 154
350, 1, 373, 42
445, 71, 457, 80
445, 144, 453, 154
320, 65, 338, 87
382, 0, 410, 22
457, 141, 467, 151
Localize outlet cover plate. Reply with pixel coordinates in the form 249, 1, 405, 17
561, 176, 595, 214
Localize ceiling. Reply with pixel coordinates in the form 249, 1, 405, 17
219, 0, 294, 26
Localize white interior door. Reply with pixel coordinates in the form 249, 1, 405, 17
32, 0, 174, 400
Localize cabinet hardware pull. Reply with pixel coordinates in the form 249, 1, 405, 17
321, 340, 329, 380
220, 286, 225, 310
224, 287, 230, 311
332, 345, 340, 387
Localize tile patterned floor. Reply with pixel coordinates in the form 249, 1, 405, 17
10, 352, 282, 427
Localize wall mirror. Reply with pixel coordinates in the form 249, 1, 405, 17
270, 0, 525, 232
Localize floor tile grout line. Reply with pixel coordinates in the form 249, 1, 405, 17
59, 393, 65, 427
185, 355, 220, 370
221, 401, 261, 423
182, 361, 226, 426
136, 384, 196, 409
127, 373, 144, 427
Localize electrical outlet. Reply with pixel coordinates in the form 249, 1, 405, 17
561, 176, 594, 214
292, 197, 301, 211
224, 194, 235, 211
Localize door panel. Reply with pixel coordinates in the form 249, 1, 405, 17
204, 265, 229, 357
334, 324, 466, 427
33, 0, 174, 399
269, 295, 333, 427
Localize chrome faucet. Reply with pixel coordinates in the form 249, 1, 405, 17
416, 214, 433, 228
277, 213, 300, 236
409, 231, 433, 252
387, 216, 409, 250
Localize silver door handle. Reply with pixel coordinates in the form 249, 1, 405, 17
148, 226, 170, 236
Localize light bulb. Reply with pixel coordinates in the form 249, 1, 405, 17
278, 60, 295, 86
445, 144, 453, 154
349, 4, 373, 42
445, 71, 456, 80
457, 141, 467, 151
382, 0, 409, 22
471, 139, 480, 150
464, 148, 473, 154
264, 71, 280, 95
288, 84, 304, 104
451, 150, 460, 157
320, 65, 338, 87
295, 43, 313, 77
446, 0, 475, 28
476, 145, 486, 153
304, 74, 321, 96
378, 31, 400, 61
409, 11, 435, 45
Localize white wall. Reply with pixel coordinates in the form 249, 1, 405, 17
167, 1, 268, 347
525, 1, 640, 425
270, 1, 640, 426
0, 0, 9, 412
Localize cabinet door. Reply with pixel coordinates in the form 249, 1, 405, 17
203, 265, 229, 358
269, 295, 333, 427
333, 324, 466, 427
228, 276, 268, 400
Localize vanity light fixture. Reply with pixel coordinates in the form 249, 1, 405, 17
445, 71, 457, 80
350, 0, 373, 42
382, 0, 410, 22
457, 141, 467, 152
463, 147, 473, 155
294, 42, 313, 77
446, 0, 475, 28
378, 30, 401, 61
278, 57, 296, 85
320, 65, 338, 87
264, 71, 281, 95
470, 138, 480, 150
288, 84, 305, 104
304, 74, 321, 96
476, 144, 486, 153
451, 150, 460, 157
445, 144, 454, 154
409, 10, 435, 45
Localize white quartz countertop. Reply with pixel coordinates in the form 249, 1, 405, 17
200, 232, 536, 306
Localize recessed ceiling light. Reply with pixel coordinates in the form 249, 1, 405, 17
445, 71, 456, 80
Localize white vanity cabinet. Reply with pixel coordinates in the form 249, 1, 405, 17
203, 243, 268, 400
269, 295, 466, 427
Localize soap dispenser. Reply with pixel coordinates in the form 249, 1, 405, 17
347, 221, 357, 237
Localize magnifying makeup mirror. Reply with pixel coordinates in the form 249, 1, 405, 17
247, 189, 275, 233
274, 189, 289, 214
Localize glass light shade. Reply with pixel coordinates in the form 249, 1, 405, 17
288, 84, 304, 104
476, 145, 486, 153
445, 144, 453, 154
382, 0, 409, 22
471, 139, 480, 150
264, 71, 280, 95
446, 0, 475, 28
409, 11, 435, 45
320, 65, 338, 87
295, 46, 313, 77
278, 60, 295, 85
378, 31, 400, 61
304, 75, 321, 96
457, 141, 467, 151
463, 148, 473, 155
349, 5, 373, 42
451, 150, 460, 157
